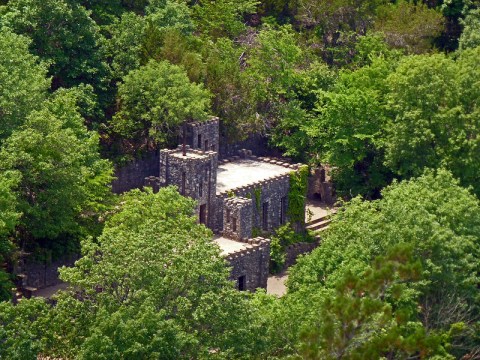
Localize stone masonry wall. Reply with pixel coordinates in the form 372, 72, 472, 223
225, 237, 270, 291
307, 166, 335, 205
111, 152, 160, 193
160, 146, 218, 228
215, 155, 304, 236
185, 118, 220, 152
20, 254, 78, 289
284, 241, 319, 269
223, 197, 253, 241
219, 132, 283, 159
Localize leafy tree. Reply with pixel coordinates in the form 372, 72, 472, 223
0, 298, 50, 359
0, 0, 109, 92
0, 28, 50, 142
245, 24, 306, 139
0, 90, 113, 241
374, 1, 445, 53
288, 170, 480, 358
307, 55, 396, 198
43, 187, 265, 358
203, 37, 257, 140
297, 246, 451, 359
146, 0, 194, 35
111, 60, 211, 150
459, 7, 480, 50
247, 25, 303, 102
383, 51, 480, 195
79, 0, 124, 25
0, 172, 20, 300
192, 0, 259, 38
293, 0, 388, 65
104, 12, 146, 80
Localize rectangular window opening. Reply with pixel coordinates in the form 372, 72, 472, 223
232, 217, 237, 232
199, 204, 206, 224
238, 275, 246, 291
181, 172, 186, 195
197, 134, 202, 148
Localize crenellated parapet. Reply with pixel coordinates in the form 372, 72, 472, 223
223, 237, 270, 291
183, 117, 220, 152
215, 155, 305, 234
222, 196, 253, 241
159, 146, 218, 227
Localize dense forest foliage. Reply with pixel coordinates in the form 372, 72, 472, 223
1, 0, 480, 358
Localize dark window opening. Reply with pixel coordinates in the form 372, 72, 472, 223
199, 204, 206, 224
204, 140, 208, 151
232, 217, 237, 232
238, 275, 246, 291
262, 202, 269, 230
199, 180, 203, 197
211, 144, 216, 151
226, 209, 230, 223
181, 172, 186, 195
197, 134, 202, 148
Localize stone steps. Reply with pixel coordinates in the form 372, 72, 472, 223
306, 218, 331, 231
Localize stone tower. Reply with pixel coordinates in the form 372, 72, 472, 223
159, 146, 218, 228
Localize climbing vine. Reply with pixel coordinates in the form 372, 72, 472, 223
269, 222, 315, 273
287, 165, 309, 224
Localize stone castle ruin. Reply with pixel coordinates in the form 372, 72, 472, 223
150, 118, 306, 291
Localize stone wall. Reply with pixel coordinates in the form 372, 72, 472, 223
185, 118, 220, 152
215, 155, 304, 235
284, 241, 319, 269
225, 237, 270, 291
219, 132, 283, 159
307, 166, 335, 205
223, 197, 253, 241
20, 255, 78, 289
111, 152, 160, 194
160, 146, 218, 227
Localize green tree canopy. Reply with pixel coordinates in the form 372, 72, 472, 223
0, 0, 109, 91
286, 170, 480, 358
0, 28, 50, 142
192, 0, 258, 38
111, 60, 211, 150
384, 50, 480, 195
374, 1, 445, 53
0, 90, 113, 240
41, 187, 265, 358
459, 8, 480, 50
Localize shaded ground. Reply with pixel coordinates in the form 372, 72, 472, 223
216, 159, 291, 194
306, 199, 336, 222
33, 282, 68, 298
267, 271, 288, 297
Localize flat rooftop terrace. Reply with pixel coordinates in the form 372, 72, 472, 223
213, 236, 248, 256
216, 159, 291, 194
170, 150, 209, 159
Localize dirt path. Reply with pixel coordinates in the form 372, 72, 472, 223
267, 272, 288, 296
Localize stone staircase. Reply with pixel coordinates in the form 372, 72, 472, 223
306, 214, 332, 232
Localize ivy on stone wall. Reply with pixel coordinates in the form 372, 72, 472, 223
287, 165, 309, 225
